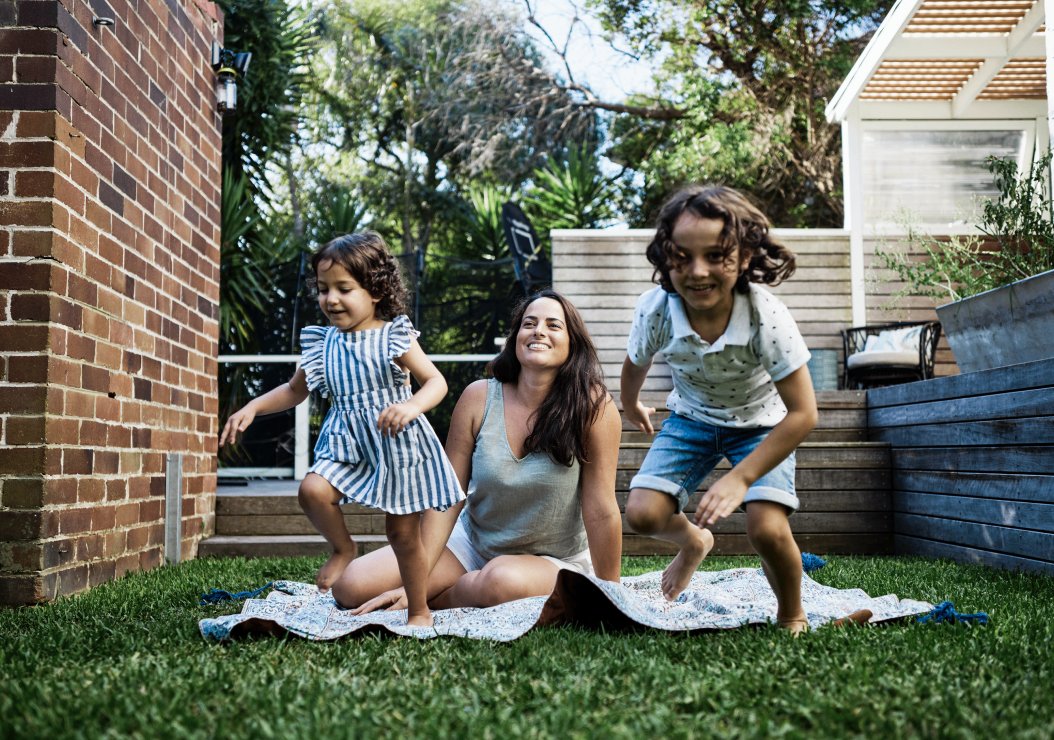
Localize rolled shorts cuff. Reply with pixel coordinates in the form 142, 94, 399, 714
629, 473, 691, 513
744, 485, 800, 513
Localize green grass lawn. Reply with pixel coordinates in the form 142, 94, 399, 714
2, 555, 1052, 739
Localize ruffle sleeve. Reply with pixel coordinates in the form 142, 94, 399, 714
299, 326, 330, 397
387, 314, 421, 359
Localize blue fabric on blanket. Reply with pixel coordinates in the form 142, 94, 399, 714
198, 566, 933, 642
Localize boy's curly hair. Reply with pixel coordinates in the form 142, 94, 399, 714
309, 231, 408, 320
646, 184, 797, 294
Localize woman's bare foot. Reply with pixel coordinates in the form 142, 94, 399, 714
406, 611, 434, 627
316, 543, 357, 592
661, 527, 714, 601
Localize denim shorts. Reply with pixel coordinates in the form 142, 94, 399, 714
629, 412, 799, 514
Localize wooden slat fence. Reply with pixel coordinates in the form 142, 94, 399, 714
867, 357, 1054, 574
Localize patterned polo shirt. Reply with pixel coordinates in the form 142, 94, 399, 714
627, 284, 811, 429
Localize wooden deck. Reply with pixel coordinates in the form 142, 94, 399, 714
198, 392, 892, 559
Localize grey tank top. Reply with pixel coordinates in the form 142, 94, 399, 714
462, 378, 588, 561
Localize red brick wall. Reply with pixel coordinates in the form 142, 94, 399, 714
0, 0, 223, 604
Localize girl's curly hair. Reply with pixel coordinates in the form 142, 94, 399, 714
310, 231, 408, 320
646, 184, 797, 294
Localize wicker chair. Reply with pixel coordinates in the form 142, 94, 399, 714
840, 321, 942, 390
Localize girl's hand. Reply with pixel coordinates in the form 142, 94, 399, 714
219, 407, 256, 447
624, 401, 656, 435
351, 587, 407, 614
694, 472, 749, 526
377, 402, 421, 437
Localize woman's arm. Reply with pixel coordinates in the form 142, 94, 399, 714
419, 379, 487, 569
694, 365, 818, 525
378, 339, 448, 436
580, 395, 624, 582
219, 368, 310, 446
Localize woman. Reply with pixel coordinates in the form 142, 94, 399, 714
331, 290, 623, 611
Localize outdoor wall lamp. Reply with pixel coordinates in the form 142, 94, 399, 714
210, 42, 251, 114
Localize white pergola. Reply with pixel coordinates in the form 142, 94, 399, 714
826, 0, 1051, 324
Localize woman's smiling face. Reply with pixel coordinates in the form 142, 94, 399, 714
515, 297, 570, 369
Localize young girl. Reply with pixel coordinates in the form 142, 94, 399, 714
219, 231, 466, 627
620, 185, 818, 635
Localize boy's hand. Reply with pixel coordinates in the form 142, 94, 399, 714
624, 401, 656, 435
378, 402, 421, 437
219, 407, 256, 447
695, 473, 749, 526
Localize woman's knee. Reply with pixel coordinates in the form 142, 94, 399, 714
330, 562, 370, 608
473, 563, 538, 606
625, 489, 675, 534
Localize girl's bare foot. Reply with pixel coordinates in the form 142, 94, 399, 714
661, 527, 714, 601
316, 543, 357, 592
406, 611, 434, 627
777, 613, 810, 637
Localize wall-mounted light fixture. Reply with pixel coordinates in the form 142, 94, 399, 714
210, 42, 251, 114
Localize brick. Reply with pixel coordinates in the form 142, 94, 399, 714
62, 447, 92, 474
0, 385, 46, 413
0, 509, 42, 540
94, 450, 118, 474
77, 477, 104, 503
44, 477, 76, 505
10, 230, 56, 258
56, 507, 92, 535
1, 478, 43, 509
0, 328, 50, 362
0, 575, 43, 606
13, 170, 54, 198
5, 415, 46, 444
81, 365, 109, 393
55, 564, 89, 597
7, 354, 48, 383
0, 29, 59, 55
91, 504, 116, 531
88, 560, 116, 588
0, 201, 56, 227
0, 261, 52, 290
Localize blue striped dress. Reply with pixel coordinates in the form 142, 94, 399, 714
300, 315, 466, 515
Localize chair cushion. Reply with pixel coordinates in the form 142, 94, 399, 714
847, 350, 919, 368
862, 325, 923, 354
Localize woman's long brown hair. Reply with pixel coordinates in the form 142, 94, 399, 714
489, 290, 607, 467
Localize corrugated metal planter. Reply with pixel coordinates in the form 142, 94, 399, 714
936, 268, 1054, 373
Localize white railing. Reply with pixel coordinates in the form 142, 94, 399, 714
218, 353, 495, 480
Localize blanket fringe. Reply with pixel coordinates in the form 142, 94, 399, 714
917, 600, 989, 625
801, 552, 827, 573
200, 582, 275, 605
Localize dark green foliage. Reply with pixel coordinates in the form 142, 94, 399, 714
2, 556, 1052, 737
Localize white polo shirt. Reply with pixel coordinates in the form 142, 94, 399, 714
627, 284, 810, 429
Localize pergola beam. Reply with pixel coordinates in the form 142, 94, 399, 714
886, 34, 1046, 59
952, 1, 1044, 115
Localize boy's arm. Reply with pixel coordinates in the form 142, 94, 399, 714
694, 365, 818, 525
219, 368, 310, 446
620, 356, 656, 435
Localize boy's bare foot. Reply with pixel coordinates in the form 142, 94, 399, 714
316, 544, 357, 592
406, 611, 434, 627
661, 527, 714, 601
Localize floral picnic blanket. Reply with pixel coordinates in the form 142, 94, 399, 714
198, 567, 933, 642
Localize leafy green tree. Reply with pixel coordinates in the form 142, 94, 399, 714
525, 146, 621, 231
311, 0, 599, 328
589, 0, 893, 227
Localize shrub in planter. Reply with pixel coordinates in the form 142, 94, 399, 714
878, 152, 1054, 373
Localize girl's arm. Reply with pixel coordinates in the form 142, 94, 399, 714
695, 365, 818, 525
218, 368, 310, 446
378, 338, 447, 436
620, 356, 657, 435
580, 395, 624, 582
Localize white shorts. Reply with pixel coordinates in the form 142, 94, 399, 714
445, 517, 594, 576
